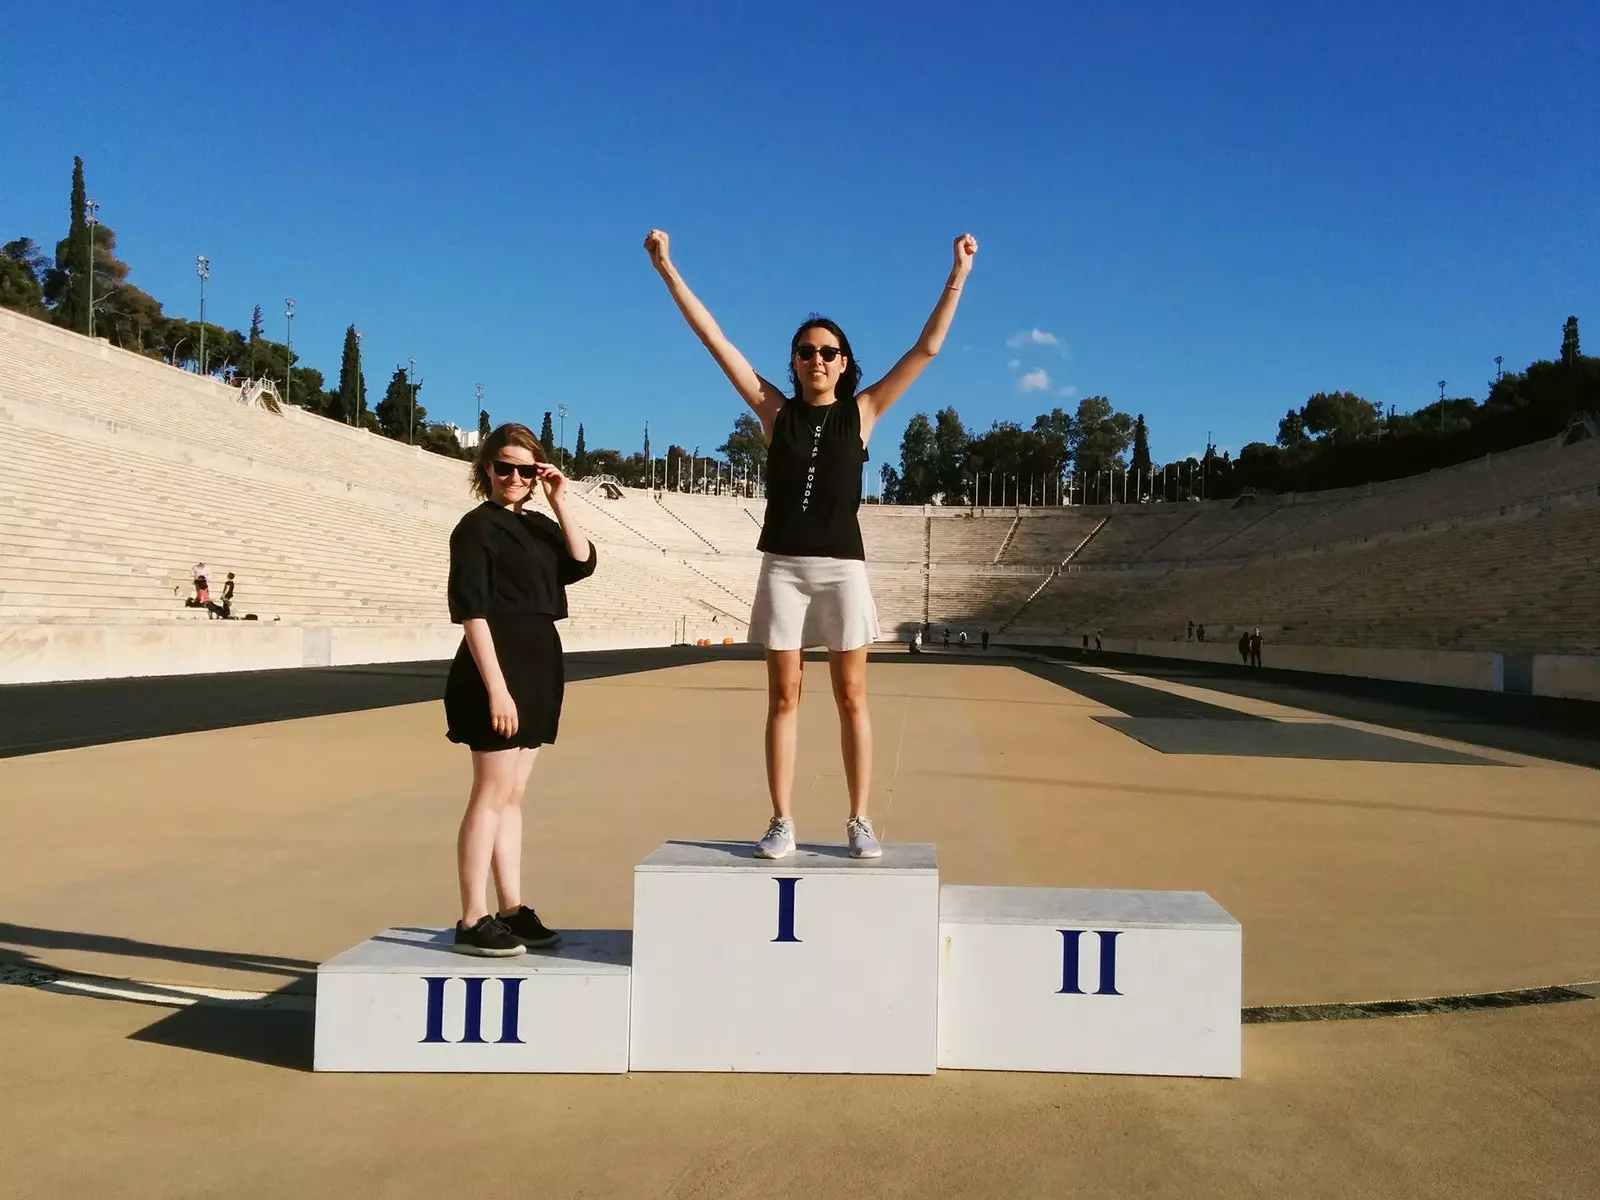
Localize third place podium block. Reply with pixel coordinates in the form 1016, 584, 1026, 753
937, 886, 1242, 1077
629, 840, 940, 1073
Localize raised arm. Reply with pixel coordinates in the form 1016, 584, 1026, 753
645, 230, 786, 433
858, 234, 978, 436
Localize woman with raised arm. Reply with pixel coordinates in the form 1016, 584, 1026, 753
646, 229, 977, 859
443, 423, 596, 955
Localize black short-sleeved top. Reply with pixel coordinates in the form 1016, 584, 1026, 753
757, 398, 867, 560
447, 502, 598, 624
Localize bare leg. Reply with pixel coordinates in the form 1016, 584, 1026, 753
493, 747, 540, 914
828, 647, 872, 819
456, 748, 525, 925
764, 649, 803, 819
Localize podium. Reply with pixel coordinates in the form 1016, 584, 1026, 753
313, 848, 1242, 1078
936, 886, 1241, 1076
628, 840, 940, 1073
314, 926, 631, 1073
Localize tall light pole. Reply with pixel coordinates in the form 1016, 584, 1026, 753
474, 383, 485, 443
283, 298, 295, 405
196, 256, 210, 375
86, 197, 99, 338
353, 330, 365, 425
408, 357, 417, 444
558, 403, 570, 469
1494, 355, 1503, 382
1437, 379, 1447, 406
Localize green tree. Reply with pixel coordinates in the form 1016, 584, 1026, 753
1070, 396, 1134, 479
897, 412, 940, 503
1276, 408, 1309, 449
42, 156, 91, 332
1562, 316, 1580, 368
1, 238, 50, 317
573, 423, 588, 476
1130, 413, 1152, 481
933, 406, 969, 503
718, 411, 768, 479
332, 325, 366, 424
478, 408, 491, 440
539, 411, 555, 455
375, 365, 424, 442
665, 444, 689, 490
1299, 391, 1379, 446
246, 305, 264, 377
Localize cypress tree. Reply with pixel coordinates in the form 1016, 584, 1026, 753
574, 423, 588, 476
59, 156, 90, 332
1131, 414, 1152, 481
333, 325, 362, 423
540, 411, 555, 454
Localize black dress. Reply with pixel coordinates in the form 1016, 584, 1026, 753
444, 502, 598, 751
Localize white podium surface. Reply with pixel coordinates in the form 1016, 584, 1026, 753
937, 886, 1241, 1077
315, 926, 631, 1073
629, 840, 940, 1073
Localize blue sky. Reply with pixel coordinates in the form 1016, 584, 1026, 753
3, 1, 1595, 478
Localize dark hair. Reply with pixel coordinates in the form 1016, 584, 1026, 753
788, 315, 861, 403
470, 422, 548, 499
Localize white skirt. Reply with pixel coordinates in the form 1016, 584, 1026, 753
748, 553, 881, 652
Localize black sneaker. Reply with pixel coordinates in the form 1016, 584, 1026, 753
452, 915, 526, 957
498, 905, 562, 950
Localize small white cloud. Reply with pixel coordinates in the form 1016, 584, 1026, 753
961, 344, 972, 352
1018, 368, 1052, 392
1056, 386, 1076, 397
1007, 328, 1061, 348
1006, 358, 1021, 370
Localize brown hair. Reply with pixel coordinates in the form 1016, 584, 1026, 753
470, 422, 548, 499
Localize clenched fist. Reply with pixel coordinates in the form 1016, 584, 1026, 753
644, 229, 672, 271
953, 234, 978, 270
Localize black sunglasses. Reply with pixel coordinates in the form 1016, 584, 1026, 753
491, 460, 539, 480
795, 343, 842, 363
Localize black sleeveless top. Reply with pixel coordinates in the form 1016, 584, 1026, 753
757, 398, 867, 560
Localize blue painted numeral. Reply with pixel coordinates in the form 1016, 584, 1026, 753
1057, 929, 1122, 996
773, 877, 801, 943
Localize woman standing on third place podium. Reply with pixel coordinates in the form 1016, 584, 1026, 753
444, 423, 596, 956
647, 229, 977, 860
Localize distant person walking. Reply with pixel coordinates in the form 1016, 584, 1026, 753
443, 423, 596, 957
959, 630, 968, 649
981, 628, 990, 651
1250, 628, 1263, 668
1238, 630, 1250, 665
647, 227, 977, 861
207, 572, 236, 619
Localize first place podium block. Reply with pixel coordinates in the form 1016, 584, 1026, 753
937, 887, 1241, 1077
629, 840, 940, 1073
315, 926, 632, 1073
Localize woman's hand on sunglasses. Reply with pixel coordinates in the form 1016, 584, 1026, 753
536, 461, 568, 504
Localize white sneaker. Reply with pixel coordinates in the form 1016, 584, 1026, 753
754, 817, 796, 859
846, 816, 882, 859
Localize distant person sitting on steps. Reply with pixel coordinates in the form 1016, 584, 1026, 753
646, 226, 978, 862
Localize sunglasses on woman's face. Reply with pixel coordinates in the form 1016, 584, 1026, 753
491, 460, 539, 480
795, 343, 842, 363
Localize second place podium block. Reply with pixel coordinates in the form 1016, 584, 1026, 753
629, 840, 940, 1073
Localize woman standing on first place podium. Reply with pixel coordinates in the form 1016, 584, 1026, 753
444, 423, 596, 956
647, 228, 977, 860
